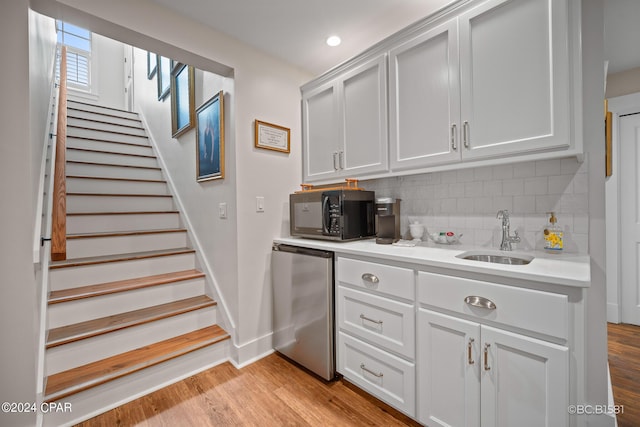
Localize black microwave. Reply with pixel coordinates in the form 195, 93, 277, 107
289, 189, 376, 241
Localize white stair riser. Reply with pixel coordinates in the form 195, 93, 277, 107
67, 127, 149, 146
67, 137, 153, 156
46, 306, 217, 375
66, 178, 169, 196
66, 162, 163, 181
50, 253, 196, 290
67, 117, 147, 137
67, 102, 139, 121
67, 195, 173, 213
42, 342, 229, 427
48, 278, 206, 328
66, 232, 187, 259
68, 109, 144, 128
67, 213, 180, 234
67, 150, 158, 168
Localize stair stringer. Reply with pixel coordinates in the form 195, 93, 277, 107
136, 110, 237, 347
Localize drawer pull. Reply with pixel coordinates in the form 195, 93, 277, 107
360, 363, 384, 378
465, 295, 497, 310
484, 343, 491, 371
361, 273, 380, 285
467, 338, 475, 365
360, 314, 383, 326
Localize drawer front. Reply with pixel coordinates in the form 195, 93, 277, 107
338, 332, 415, 417
337, 257, 414, 300
418, 271, 568, 340
338, 286, 415, 359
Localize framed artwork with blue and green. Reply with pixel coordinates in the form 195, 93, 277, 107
170, 63, 195, 138
196, 91, 224, 182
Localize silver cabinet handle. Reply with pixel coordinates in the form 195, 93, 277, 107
467, 338, 475, 365
333, 152, 339, 170
451, 123, 457, 151
361, 273, 379, 284
360, 363, 383, 378
463, 121, 470, 148
339, 150, 344, 169
360, 314, 383, 325
484, 343, 491, 371
465, 296, 497, 310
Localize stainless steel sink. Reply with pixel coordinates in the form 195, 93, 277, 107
457, 251, 533, 265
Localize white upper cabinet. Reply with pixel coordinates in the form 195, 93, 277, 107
302, 81, 341, 182
302, 54, 388, 183
302, 0, 577, 182
389, 19, 461, 170
459, 0, 571, 160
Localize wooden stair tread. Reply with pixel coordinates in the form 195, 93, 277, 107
67, 228, 186, 239
44, 325, 229, 402
48, 269, 205, 304
67, 160, 160, 170
47, 295, 217, 348
66, 175, 166, 183
67, 146, 156, 159
67, 124, 148, 139
67, 116, 145, 131
67, 210, 179, 216
67, 108, 142, 125
68, 101, 141, 116
49, 247, 196, 269
67, 135, 151, 148
67, 192, 172, 198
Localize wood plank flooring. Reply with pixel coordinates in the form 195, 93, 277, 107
75, 353, 419, 427
608, 322, 640, 427
75, 323, 640, 426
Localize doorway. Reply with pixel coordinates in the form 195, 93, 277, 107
619, 110, 640, 325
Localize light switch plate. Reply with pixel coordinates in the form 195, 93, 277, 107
256, 196, 265, 212
219, 202, 227, 219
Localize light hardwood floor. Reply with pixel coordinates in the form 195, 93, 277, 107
77, 323, 639, 426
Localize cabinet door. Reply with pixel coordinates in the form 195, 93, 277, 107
341, 54, 389, 176
302, 81, 340, 182
459, 0, 570, 160
389, 19, 461, 170
481, 325, 568, 427
418, 309, 480, 427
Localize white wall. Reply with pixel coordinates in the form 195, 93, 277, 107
131, 48, 240, 337
581, 1, 610, 423
0, 1, 41, 426
68, 32, 125, 110
30, 0, 312, 363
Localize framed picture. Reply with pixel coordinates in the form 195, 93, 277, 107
146, 51, 157, 79
196, 91, 225, 182
170, 63, 195, 138
157, 55, 172, 100
605, 99, 612, 177
254, 120, 290, 153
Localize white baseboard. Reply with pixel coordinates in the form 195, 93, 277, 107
607, 303, 620, 324
230, 332, 274, 369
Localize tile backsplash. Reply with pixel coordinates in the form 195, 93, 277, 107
361, 157, 589, 253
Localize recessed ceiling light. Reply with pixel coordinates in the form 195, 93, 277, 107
326, 35, 341, 47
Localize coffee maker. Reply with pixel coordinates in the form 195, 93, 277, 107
375, 198, 401, 244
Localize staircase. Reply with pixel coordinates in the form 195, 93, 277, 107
43, 100, 230, 425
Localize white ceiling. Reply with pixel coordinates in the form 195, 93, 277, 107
150, 0, 640, 77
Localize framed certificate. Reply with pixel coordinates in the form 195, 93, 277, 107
254, 120, 290, 153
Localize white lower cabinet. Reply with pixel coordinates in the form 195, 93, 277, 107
335, 256, 571, 426
416, 272, 569, 427
338, 332, 416, 415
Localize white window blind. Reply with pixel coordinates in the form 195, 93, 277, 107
56, 21, 91, 89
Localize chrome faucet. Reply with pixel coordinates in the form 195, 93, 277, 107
496, 210, 520, 251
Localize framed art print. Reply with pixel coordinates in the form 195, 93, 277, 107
196, 91, 224, 182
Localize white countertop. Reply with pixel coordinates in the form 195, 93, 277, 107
273, 237, 591, 288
